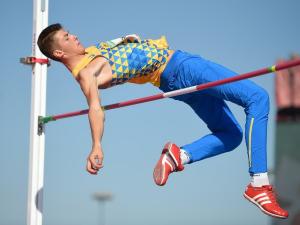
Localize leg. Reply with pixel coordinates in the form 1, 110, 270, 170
153, 93, 243, 186
176, 58, 287, 218
156, 51, 288, 218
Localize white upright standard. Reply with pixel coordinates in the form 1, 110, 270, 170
27, 0, 48, 224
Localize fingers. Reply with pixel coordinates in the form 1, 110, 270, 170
86, 160, 98, 175
92, 155, 103, 169
86, 155, 103, 175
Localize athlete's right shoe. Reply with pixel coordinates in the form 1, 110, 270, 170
153, 142, 184, 186
244, 184, 289, 219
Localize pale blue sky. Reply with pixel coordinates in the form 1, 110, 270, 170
1, 1, 300, 225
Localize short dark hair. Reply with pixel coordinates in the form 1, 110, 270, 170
37, 23, 63, 61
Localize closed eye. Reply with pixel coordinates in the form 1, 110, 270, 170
64, 31, 70, 40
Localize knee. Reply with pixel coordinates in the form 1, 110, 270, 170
220, 123, 243, 151
259, 88, 270, 107
248, 87, 270, 115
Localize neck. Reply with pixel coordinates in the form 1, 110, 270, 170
62, 54, 86, 73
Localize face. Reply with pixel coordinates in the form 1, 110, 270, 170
52, 29, 85, 60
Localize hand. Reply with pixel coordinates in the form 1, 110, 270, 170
86, 145, 104, 175
126, 34, 141, 42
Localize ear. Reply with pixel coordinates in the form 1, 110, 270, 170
53, 49, 64, 60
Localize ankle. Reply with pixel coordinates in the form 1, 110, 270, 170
180, 149, 191, 165
250, 172, 270, 187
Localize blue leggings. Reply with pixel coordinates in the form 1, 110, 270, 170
159, 50, 269, 174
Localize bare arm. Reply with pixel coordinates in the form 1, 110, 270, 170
78, 70, 105, 175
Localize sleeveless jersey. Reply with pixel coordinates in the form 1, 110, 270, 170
71, 36, 171, 87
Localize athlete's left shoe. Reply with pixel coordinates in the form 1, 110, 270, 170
153, 142, 184, 186
244, 184, 289, 219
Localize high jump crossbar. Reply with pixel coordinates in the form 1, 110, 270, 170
39, 58, 300, 130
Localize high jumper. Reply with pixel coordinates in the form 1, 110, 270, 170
37, 23, 293, 218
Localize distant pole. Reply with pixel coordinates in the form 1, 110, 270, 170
26, 0, 48, 225
93, 192, 113, 225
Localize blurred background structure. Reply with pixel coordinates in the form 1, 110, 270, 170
92, 192, 113, 225
273, 55, 300, 225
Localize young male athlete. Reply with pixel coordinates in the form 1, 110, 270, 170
37, 23, 288, 219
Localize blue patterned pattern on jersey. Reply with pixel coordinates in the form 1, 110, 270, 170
96, 39, 170, 86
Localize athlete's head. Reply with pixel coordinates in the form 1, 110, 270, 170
37, 23, 85, 62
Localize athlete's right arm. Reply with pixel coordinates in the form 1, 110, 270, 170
77, 70, 105, 175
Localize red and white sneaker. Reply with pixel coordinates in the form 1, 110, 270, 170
153, 142, 184, 186
244, 184, 288, 219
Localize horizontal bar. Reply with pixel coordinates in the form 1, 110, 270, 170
40, 58, 300, 125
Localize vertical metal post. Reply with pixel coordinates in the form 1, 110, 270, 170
27, 0, 48, 224
93, 192, 113, 225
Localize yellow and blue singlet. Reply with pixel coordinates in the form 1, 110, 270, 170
71, 36, 172, 87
